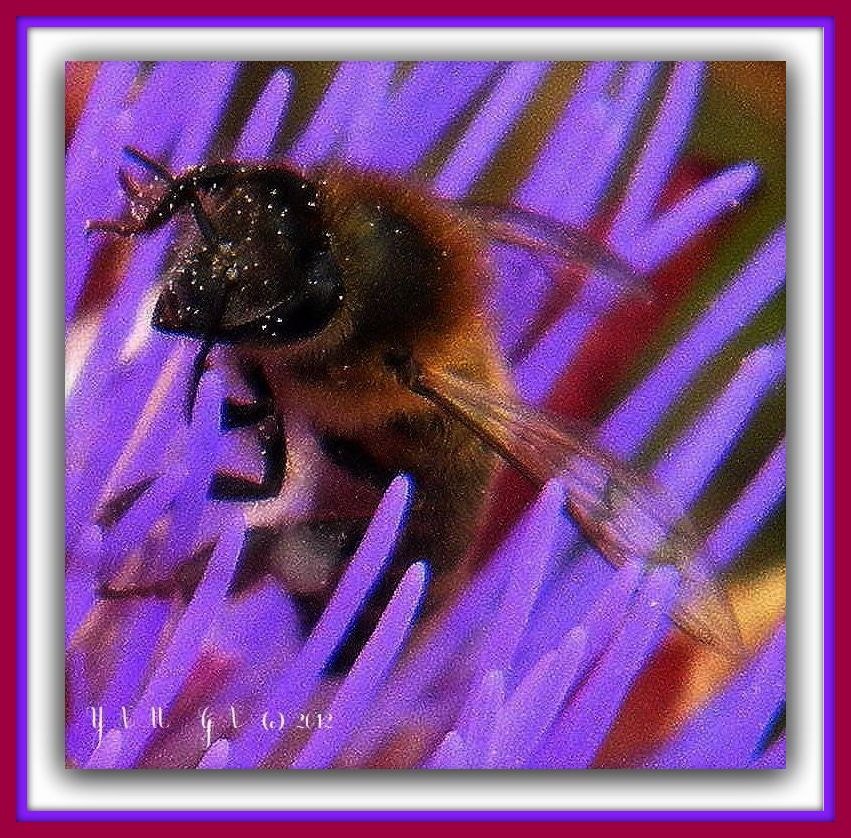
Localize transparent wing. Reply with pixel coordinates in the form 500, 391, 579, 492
461, 202, 646, 297
411, 363, 746, 661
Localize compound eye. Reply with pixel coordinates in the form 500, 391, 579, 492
152, 250, 225, 339
230, 249, 344, 345
290, 250, 345, 337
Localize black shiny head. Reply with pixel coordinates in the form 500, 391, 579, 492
89, 149, 345, 349
154, 169, 343, 347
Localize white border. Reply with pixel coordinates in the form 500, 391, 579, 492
33, 26, 822, 813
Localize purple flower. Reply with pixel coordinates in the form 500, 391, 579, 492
65, 61, 785, 771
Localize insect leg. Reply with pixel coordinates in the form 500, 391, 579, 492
208, 416, 285, 501
85, 148, 203, 239
209, 365, 286, 502
220, 363, 274, 430
122, 145, 176, 182
117, 168, 148, 200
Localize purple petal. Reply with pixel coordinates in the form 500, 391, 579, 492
456, 670, 505, 766
531, 566, 679, 768
225, 475, 412, 767
601, 226, 786, 455
234, 69, 293, 159
84, 729, 124, 769
474, 480, 564, 677
196, 738, 231, 770
706, 440, 786, 573
425, 731, 469, 770
491, 627, 586, 768
654, 339, 786, 504
110, 518, 244, 768
434, 62, 549, 199
291, 562, 428, 768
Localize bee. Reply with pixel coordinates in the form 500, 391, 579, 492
87, 147, 745, 665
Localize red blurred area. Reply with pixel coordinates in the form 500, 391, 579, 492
66, 61, 99, 147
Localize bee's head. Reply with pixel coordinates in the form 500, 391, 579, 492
151, 165, 344, 347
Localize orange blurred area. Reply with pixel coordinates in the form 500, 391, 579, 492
710, 61, 786, 128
